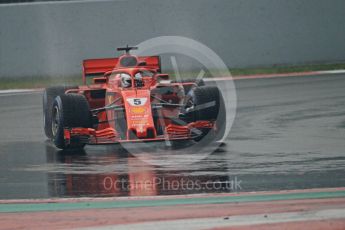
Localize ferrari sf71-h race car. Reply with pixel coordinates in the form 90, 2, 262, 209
43, 46, 225, 149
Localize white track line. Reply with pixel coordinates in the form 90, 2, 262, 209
203, 69, 345, 82
0, 89, 42, 96
77, 208, 345, 230
0, 89, 37, 94
320, 69, 345, 74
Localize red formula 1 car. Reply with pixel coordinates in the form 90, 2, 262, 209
43, 46, 225, 149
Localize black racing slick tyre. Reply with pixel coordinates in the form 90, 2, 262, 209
43, 86, 77, 139
185, 86, 221, 121
51, 94, 91, 149
183, 86, 226, 141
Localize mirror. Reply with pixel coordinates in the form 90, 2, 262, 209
138, 61, 147, 66
93, 77, 107, 84
155, 73, 169, 80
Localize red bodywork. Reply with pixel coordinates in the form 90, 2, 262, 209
63, 54, 214, 145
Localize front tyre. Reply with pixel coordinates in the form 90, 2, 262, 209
183, 86, 226, 141
51, 94, 91, 149
43, 86, 76, 139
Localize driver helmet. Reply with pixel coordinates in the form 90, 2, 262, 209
121, 74, 132, 88
134, 72, 144, 87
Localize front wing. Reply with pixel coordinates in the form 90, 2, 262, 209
63, 121, 214, 145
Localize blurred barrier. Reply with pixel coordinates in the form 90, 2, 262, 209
1, 0, 345, 78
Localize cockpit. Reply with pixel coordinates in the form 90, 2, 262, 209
107, 70, 155, 88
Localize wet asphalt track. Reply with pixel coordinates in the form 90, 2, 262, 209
0, 74, 345, 199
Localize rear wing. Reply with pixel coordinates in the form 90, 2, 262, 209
82, 56, 161, 84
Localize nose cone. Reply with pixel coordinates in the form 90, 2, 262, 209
122, 90, 156, 140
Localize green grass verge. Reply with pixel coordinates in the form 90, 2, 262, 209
0, 76, 82, 90
0, 63, 345, 90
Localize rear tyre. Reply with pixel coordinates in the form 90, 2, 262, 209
43, 86, 77, 138
51, 94, 91, 149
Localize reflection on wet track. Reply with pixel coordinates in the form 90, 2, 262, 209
1, 74, 345, 199
45, 144, 232, 197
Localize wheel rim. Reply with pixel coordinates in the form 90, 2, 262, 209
51, 105, 59, 137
